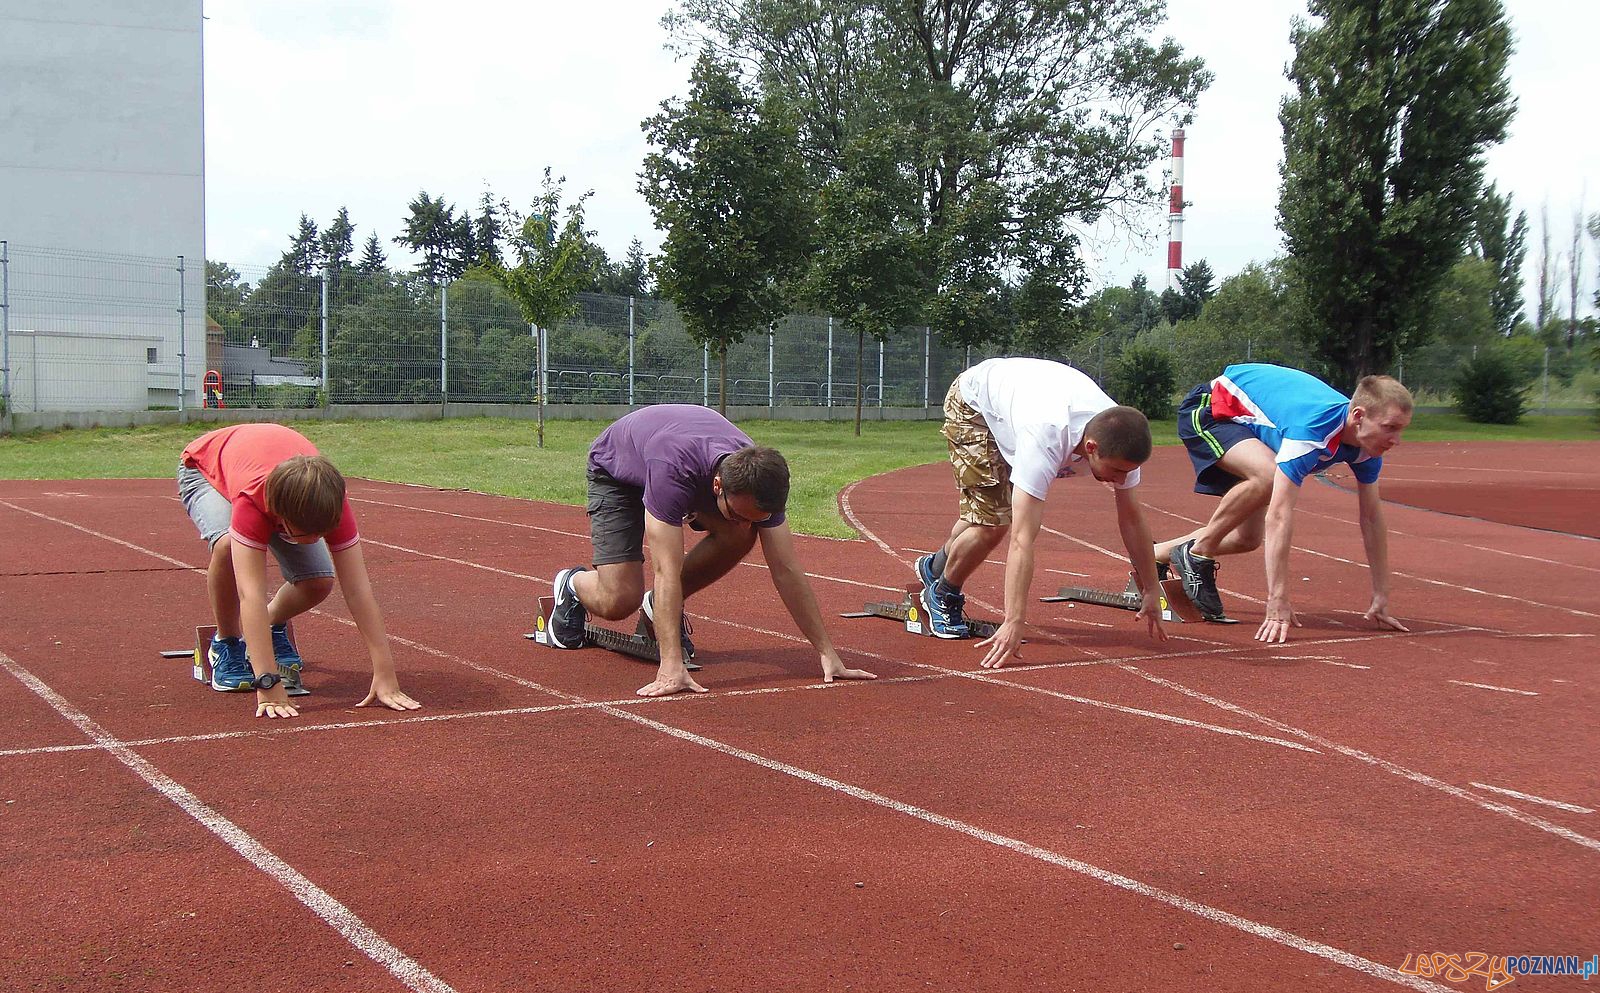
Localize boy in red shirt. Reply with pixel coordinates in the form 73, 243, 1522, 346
178, 423, 422, 719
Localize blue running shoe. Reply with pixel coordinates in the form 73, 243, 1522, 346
548, 567, 590, 649
915, 552, 940, 591
920, 580, 969, 639
208, 634, 254, 692
641, 590, 695, 660
271, 624, 302, 671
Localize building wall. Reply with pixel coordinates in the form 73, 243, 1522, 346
0, 1, 206, 409
4, 330, 162, 412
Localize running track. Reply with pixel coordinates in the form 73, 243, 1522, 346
2, 441, 1595, 991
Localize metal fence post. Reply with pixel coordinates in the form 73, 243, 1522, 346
1, 241, 9, 418
1542, 346, 1549, 411
877, 339, 884, 408
176, 255, 187, 415
627, 295, 636, 406
440, 283, 448, 404
965, 345, 970, 370
703, 342, 709, 406
826, 316, 834, 406
768, 327, 775, 408
922, 326, 930, 408
320, 269, 329, 407
1397, 352, 1404, 384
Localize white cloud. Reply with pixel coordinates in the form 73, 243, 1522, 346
205, 0, 1595, 314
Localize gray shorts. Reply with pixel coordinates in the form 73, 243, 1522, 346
585, 465, 647, 566
177, 464, 335, 583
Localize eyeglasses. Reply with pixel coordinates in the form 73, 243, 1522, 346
717, 488, 767, 526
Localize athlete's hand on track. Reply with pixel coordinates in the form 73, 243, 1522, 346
821, 652, 877, 683
1137, 591, 1168, 642
976, 619, 1024, 669
1254, 596, 1300, 643
1363, 594, 1409, 633
358, 673, 423, 711
255, 689, 299, 719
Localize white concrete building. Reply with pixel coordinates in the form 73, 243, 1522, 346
0, 1, 206, 412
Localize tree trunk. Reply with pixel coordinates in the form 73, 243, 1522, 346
855, 329, 864, 438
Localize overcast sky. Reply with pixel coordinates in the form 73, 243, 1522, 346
203, 0, 1595, 312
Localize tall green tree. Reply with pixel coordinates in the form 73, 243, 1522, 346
806, 127, 927, 434
666, 0, 1210, 351
486, 169, 594, 445
640, 52, 813, 414
1278, 0, 1515, 387
1468, 184, 1527, 336
358, 232, 388, 274
395, 190, 473, 284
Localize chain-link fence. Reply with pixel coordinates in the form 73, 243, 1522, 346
1, 242, 206, 414
5, 242, 1589, 422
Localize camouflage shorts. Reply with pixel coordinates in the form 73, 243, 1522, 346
941, 379, 1012, 526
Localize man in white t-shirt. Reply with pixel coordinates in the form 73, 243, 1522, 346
918, 357, 1168, 666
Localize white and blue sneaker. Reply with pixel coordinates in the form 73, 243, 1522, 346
548, 567, 590, 648
915, 552, 940, 590
920, 579, 969, 639
641, 590, 695, 659
208, 634, 254, 691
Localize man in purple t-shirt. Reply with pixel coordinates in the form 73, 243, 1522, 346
546, 405, 876, 697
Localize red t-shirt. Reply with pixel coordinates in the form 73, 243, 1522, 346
181, 424, 360, 553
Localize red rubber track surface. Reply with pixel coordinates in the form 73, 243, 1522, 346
1, 442, 1596, 992
1320, 441, 1600, 538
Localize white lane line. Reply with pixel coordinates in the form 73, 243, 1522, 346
1295, 506, 1600, 575
351, 496, 588, 540
0, 674, 951, 759
1468, 783, 1594, 815
0, 650, 457, 993
1447, 680, 1539, 697
1142, 497, 1600, 621
1, 498, 1318, 757
1040, 522, 1268, 613
738, 559, 905, 593
18, 496, 1587, 857
1119, 666, 1600, 854
0, 500, 1543, 986
599, 704, 1457, 993
1044, 567, 1093, 578
1326, 661, 1372, 670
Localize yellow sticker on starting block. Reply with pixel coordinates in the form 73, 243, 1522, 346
536, 616, 546, 631
907, 606, 919, 622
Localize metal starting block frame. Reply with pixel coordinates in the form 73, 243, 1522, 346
1040, 573, 1232, 624
159, 621, 311, 694
527, 597, 701, 672
842, 582, 1003, 639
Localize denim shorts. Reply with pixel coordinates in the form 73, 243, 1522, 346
177, 464, 335, 583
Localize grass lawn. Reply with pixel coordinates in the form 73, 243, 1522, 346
2, 411, 1593, 537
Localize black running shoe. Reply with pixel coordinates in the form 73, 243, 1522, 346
1169, 540, 1225, 619
548, 567, 590, 648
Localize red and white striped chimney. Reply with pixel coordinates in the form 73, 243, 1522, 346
1166, 128, 1185, 291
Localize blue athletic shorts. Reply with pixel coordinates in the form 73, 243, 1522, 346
1176, 385, 1259, 496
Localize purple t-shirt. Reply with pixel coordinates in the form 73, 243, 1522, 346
588, 405, 786, 529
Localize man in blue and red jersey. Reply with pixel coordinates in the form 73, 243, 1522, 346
1154, 363, 1414, 643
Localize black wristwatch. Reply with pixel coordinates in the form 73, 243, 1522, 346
251, 671, 282, 690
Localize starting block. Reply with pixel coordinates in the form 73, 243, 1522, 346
527, 597, 701, 672
159, 622, 311, 694
841, 582, 1003, 639
1040, 572, 1235, 624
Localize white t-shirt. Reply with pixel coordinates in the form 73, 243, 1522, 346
958, 357, 1141, 501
